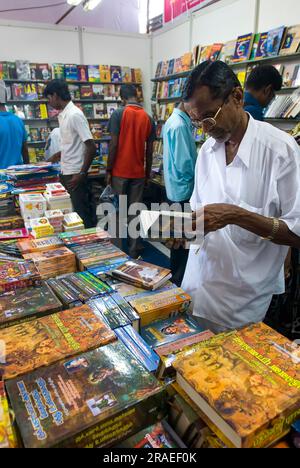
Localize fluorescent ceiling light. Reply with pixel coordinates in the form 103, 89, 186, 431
83, 0, 102, 11
67, 0, 83, 5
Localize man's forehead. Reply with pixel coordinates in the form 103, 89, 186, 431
184, 86, 220, 116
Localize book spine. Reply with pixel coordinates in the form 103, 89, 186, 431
122, 326, 159, 367
115, 328, 158, 372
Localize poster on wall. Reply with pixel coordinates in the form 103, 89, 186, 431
164, 0, 215, 23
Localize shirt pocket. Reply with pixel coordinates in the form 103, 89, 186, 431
61, 127, 73, 145
229, 200, 264, 245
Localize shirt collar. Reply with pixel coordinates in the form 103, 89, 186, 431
212, 113, 257, 168
173, 108, 192, 127
59, 101, 74, 118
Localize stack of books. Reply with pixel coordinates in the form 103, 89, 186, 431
23, 246, 76, 279
44, 183, 72, 213
59, 228, 111, 247
0, 282, 63, 329
4, 163, 59, 190
0, 182, 14, 218
63, 212, 85, 231
111, 259, 172, 291
45, 210, 64, 234
71, 240, 125, 271
173, 323, 300, 448
46, 272, 111, 303
17, 236, 63, 254
0, 259, 40, 293
0, 215, 24, 231
19, 193, 47, 221
28, 217, 55, 239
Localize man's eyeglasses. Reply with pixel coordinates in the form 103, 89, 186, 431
191, 104, 224, 131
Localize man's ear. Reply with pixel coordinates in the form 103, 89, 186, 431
232, 87, 244, 107
264, 84, 273, 95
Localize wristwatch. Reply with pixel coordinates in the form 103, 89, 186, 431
79, 171, 87, 177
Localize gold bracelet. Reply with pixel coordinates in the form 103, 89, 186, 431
264, 218, 280, 241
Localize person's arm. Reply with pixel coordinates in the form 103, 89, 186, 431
145, 119, 156, 184
67, 139, 96, 191
193, 147, 300, 248
48, 152, 61, 163
107, 134, 119, 186
66, 113, 96, 191
172, 126, 196, 185
22, 142, 29, 164
106, 109, 123, 186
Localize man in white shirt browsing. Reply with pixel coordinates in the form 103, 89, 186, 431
181, 61, 300, 334
44, 80, 96, 228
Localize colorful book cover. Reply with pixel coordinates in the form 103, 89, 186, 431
174, 323, 300, 449
0, 381, 17, 448
167, 59, 175, 76
218, 39, 237, 64
16, 60, 31, 80
88, 296, 130, 330
112, 260, 171, 291
88, 65, 101, 83
161, 61, 169, 77
121, 325, 160, 368
208, 44, 223, 62
249, 33, 260, 60
80, 84, 93, 99
198, 45, 213, 64
77, 65, 88, 82
233, 33, 254, 62
92, 84, 104, 99
255, 32, 268, 59
52, 64, 65, 80
181, 52, 193, 71
6, 341, 163, 448
68, 84, 80, 100
64, 64, 78, 82
7, 62, 17, 80
0, 305, 116, 380
117, 421, 182, 448
36, 64, 51, 81
155, 61, 163, 78
121, 66, 132, 83
110, 66, 122, 84
141, 314, 205, 349
266, 26, 286, 57
0, 283, 63, 329
280, 25, 300, 55
99, 65, 111, 83
0, 61, 9, 80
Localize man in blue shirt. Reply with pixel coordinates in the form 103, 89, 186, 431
244, 65, 283, 121
163, 102, 197, 285
0, 80, 29, 169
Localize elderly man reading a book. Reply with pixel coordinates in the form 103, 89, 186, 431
180, 61, 300, 334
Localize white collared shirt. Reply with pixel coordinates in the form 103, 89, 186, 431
182, 115, 300, 329
58, 101, 93, 175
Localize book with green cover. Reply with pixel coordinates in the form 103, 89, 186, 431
0, 304, 116, 380
6, 341, 165, 448
0, 282, 63, 329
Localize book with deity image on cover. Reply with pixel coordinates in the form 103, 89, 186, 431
5, 340, 165, 448
173, 322, 300, 449
0, 282, 63, 329
0, 304, 116, 380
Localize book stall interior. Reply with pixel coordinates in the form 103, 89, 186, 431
1, 0, 300, 451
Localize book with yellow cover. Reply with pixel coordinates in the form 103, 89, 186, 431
0, 305, 116, 380
173, 323, 300, 448
129, 287, 191, 326
0, 381, 18, 448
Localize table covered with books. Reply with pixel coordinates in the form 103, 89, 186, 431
0, 165, 300, 449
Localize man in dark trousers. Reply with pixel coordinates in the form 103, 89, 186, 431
44, 80, 96, 228
107, 84, 156, 259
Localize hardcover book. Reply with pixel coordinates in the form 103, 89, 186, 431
0, 282, 63, 329
6, 341, 164, 448
0, 305, 116, 380
266, 26, 286, 57
111, 259, 171, 291
173, 323, 300, 448
233, 33, 254, 62
141, 314, 206, 349
88, 65, 101, 82
280, 25, 300, 55
99, 65, 111, 83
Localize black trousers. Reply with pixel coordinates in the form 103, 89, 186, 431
60, 174, 94, 229
169, 199, 190, 287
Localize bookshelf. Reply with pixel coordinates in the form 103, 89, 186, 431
2, 61, 144, 171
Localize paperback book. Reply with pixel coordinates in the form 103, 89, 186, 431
111, 259, 171, 291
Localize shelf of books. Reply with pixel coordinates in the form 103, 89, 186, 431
0, 171, 299, 448
0, 61, 143, 174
